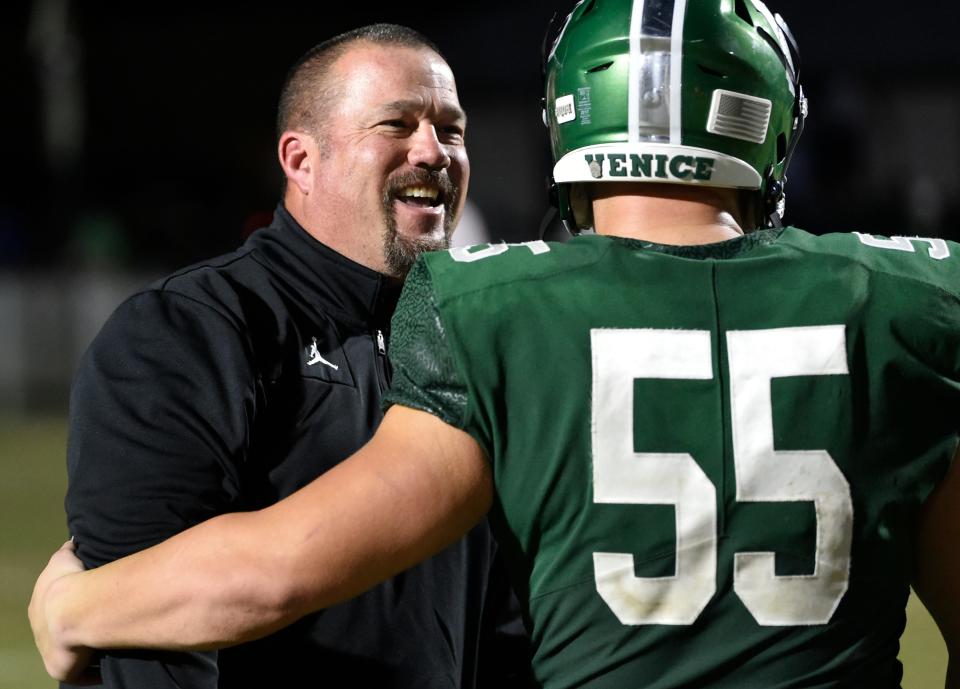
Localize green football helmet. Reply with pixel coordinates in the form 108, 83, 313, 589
543, 0, 806, 233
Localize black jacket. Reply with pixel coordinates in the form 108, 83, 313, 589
65, 205, 530, 688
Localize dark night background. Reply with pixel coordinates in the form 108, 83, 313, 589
2, 0, 960, 411
3, 1, 960, 273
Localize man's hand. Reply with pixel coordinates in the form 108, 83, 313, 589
28, 540, 100, 685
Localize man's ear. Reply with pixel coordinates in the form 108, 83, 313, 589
278, 131, 315, 196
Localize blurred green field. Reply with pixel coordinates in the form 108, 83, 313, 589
0, 416, 948, 689
1, 416, 68, 689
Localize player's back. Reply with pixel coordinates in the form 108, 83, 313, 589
392, 227, 960, 689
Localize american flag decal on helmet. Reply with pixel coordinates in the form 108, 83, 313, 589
706, 90, 773, 144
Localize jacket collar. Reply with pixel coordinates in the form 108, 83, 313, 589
246, 204, 402, 330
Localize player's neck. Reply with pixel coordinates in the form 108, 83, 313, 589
591, 184, 746, 245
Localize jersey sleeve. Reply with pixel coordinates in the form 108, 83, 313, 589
382, 258, 469, 428
65, 289, 258, 688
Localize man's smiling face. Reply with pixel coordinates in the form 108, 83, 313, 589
313, 42, 469, 277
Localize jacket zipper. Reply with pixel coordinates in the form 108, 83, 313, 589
374, 329, 389, 392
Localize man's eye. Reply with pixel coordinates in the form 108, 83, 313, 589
381, 120, 407, 129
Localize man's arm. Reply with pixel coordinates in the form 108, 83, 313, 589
32, 405, 492, 682
914, 444, 960, 689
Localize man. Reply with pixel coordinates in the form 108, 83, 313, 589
32, 2, 960, 688
51, 22, 528, 689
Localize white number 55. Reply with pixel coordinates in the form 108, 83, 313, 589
591, 326, 853, 627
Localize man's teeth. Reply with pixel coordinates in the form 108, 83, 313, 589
400, 186, 439, 200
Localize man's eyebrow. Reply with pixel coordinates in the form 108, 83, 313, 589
378, 99, 467, 123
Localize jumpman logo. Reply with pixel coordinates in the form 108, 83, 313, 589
305, 337, 339, 370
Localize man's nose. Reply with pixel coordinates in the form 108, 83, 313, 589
407, 124, 451, 170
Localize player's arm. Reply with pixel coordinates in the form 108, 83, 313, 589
914, 444, 960, 689
31, 404, 492, 683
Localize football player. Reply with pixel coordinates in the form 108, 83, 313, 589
31, 1, 960, 687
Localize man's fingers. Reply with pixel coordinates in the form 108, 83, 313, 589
29, 538, 94, 683
46, 540, 85, 575
42, 647, 98, 685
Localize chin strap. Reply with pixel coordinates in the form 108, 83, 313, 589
538, 205, 560, 240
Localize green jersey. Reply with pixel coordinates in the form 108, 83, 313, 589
384, 228, 960, 689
